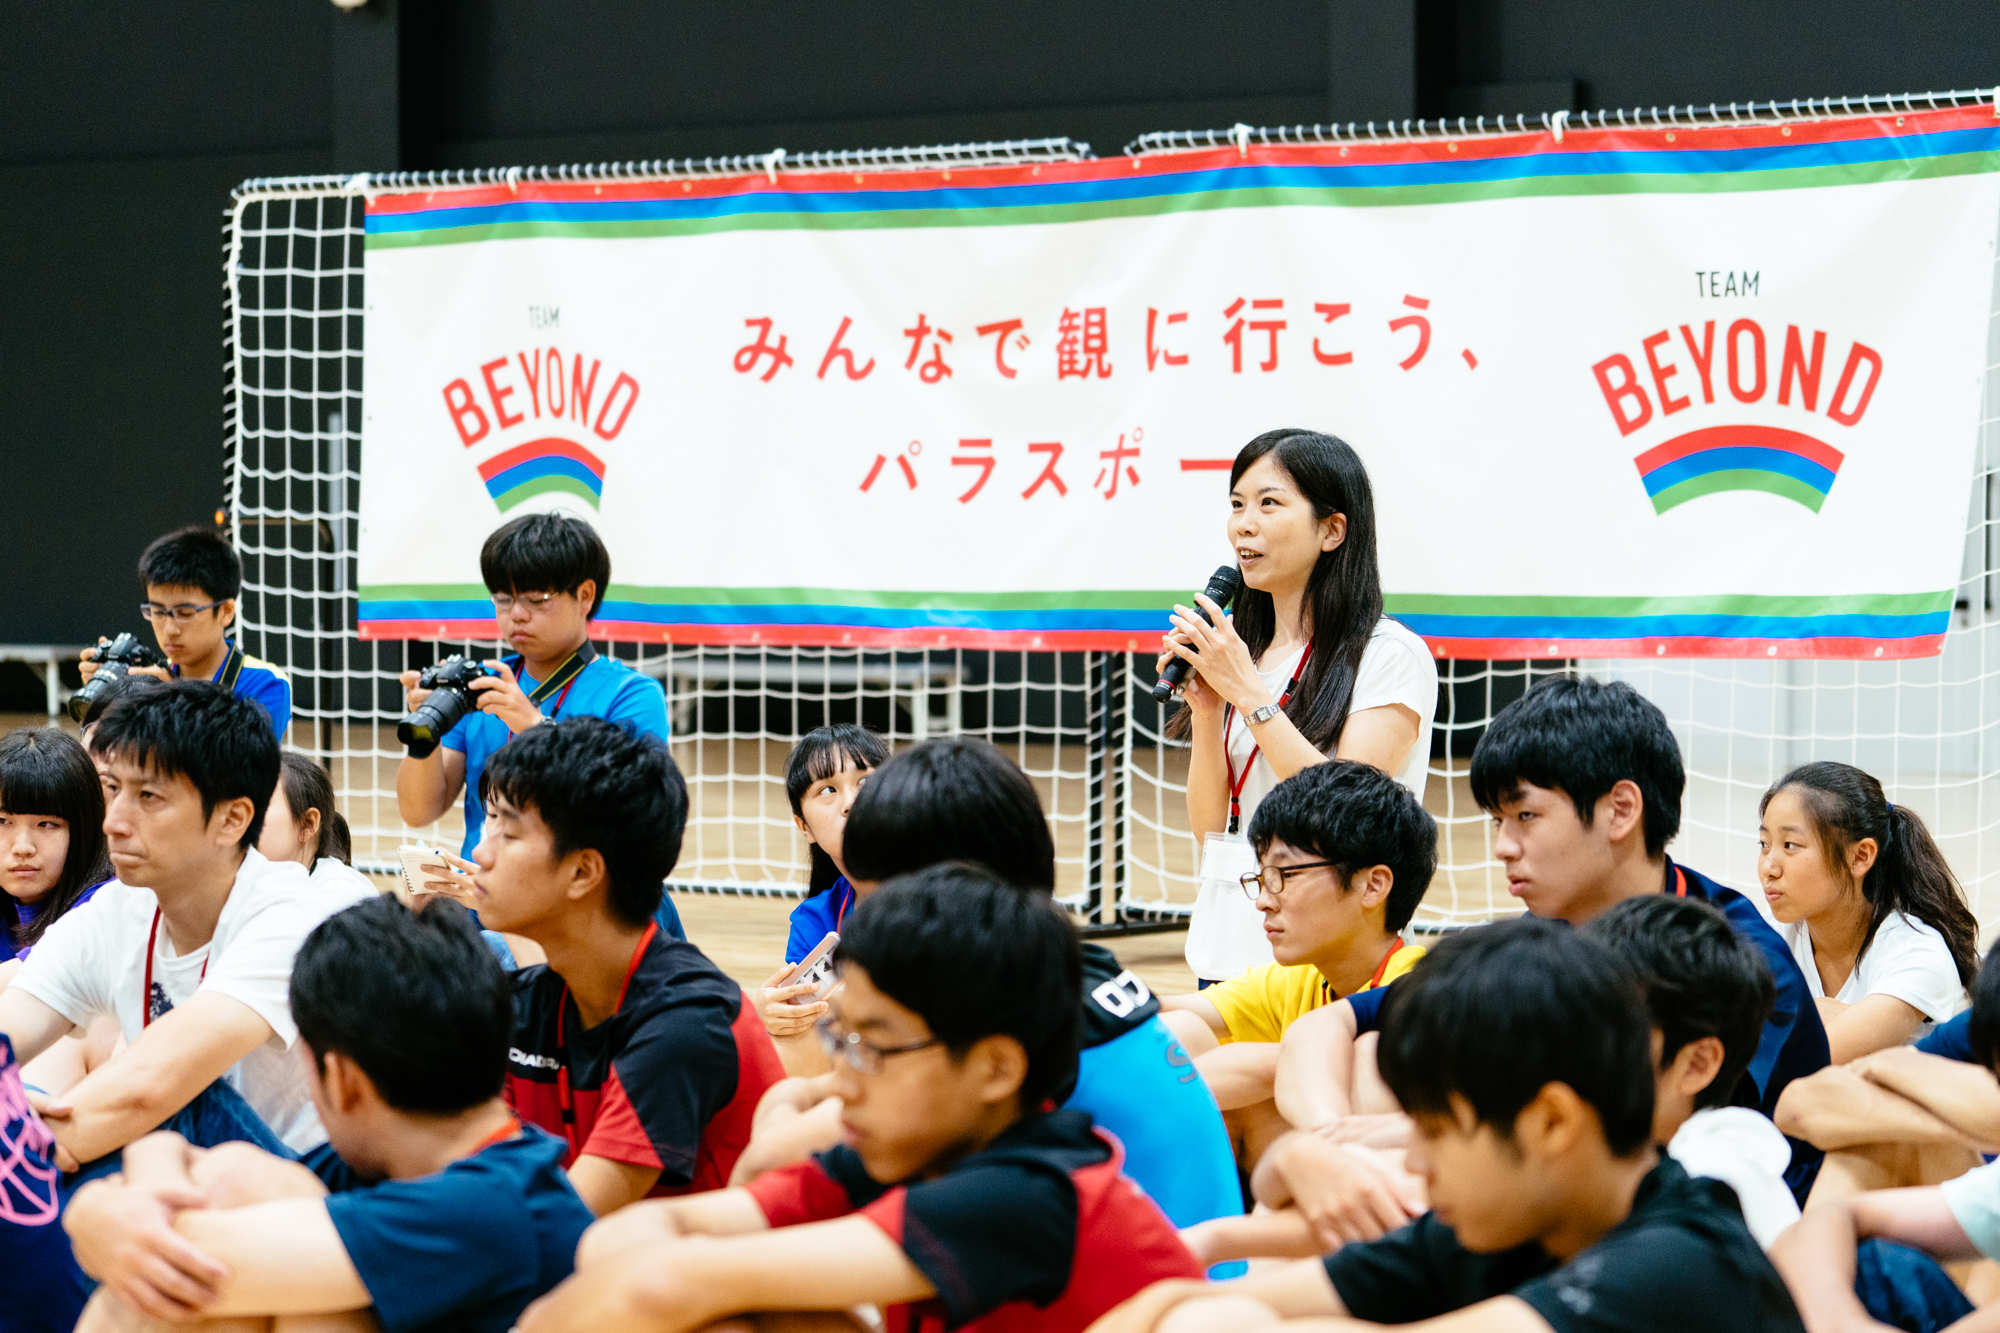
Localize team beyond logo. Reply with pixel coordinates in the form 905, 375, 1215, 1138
1592, 320, 1881, 515
440, 348, 640, 513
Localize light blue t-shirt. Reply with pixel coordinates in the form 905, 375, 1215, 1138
442, 654, 669, 859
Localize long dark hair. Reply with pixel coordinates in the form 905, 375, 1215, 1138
277, 751, 350, 869
1761, 762, 1978, 989
0, 728, 112, 947
786, 724, 892, 895
1199, 429, 1384, 751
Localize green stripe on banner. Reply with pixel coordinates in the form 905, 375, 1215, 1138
493, 475, 602, 512
1382, 591, 1955, 617
364, 150, 2000, 250
1650, 471, 1827, 514
359, 584, 1186, 610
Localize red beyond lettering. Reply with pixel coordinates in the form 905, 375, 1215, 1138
1591, 321, 1883, 437
440, 349, 641, 446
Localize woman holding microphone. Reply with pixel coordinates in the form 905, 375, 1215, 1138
1162, 428, 1438, 984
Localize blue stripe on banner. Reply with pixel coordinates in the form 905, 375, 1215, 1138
366, 126, 2000, 234
359, 600, 1176, 633
1395, 611, 1951, 641
485, 456, 605, 496
1639, 447, 1837, 496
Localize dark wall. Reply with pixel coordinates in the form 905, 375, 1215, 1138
2, 0, 1993, 672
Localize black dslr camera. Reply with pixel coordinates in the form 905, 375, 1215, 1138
397, 655, 500, 758
67, 633, 169, 723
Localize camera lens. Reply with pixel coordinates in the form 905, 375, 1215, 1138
66, 663, 127, 724
396, 684, 477, 758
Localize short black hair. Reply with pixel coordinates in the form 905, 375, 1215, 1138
1967, 939, 2000, 1071
1248, 760, 1437, 934
842, 737, 1054, 891
138, 526, 241, 603
787, 724, 893, 895
1469, 677, 1684, 858
479, 513, 611, 618
292, 896, 510, 1115
1583, 894, 1775, 1112
836, 863, 1081, 1112
90, 680, 278, 849
1377, 916, 1656, 1156
479, 715, 687, 927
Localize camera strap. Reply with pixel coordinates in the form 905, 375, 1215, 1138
214, 643, 244, 692
509, 642, 597, 718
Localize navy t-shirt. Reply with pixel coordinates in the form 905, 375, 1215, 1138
1919, 1011, 1974, 1063
304, 1124, 593, 1333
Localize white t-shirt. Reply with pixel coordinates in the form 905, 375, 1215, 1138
1666, 1107, 1800, 1250
1779, 909, 1968, 1030
14, 849, 373, 1152
310, 857, 381, 901
1187, 616, 1440, 980
1942, 1159, 2000, 1260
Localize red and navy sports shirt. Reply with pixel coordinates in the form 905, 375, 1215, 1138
505, 933, 784, 1195
747, 1109, 1203, 1333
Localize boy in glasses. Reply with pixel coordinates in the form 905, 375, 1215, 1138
517, 865, 1203, 1333
1159, 762, 1434, 1166
395, 512, 667, 864
80, 526, 291, 737
460, 716, 782, 1216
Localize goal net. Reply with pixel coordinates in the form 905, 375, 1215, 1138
224, 101, 2000, 935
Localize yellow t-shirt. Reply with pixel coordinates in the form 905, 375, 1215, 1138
1208, 941, 1427, 1046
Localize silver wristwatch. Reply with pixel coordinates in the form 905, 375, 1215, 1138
1245, 701, 1284, 725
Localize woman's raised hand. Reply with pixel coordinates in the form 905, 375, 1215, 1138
1162, 593, 1273, 716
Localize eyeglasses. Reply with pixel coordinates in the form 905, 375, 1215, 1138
815, 1019, 941, 1075
1239, 859, 1341, 902
139, 600, 225, 623
490, 591, 565, 615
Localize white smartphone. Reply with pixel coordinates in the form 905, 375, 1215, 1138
793, 931, 841, 999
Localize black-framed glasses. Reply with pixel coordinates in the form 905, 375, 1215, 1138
1240, 859, 1341, 902
815, 1019, 942, 1075
139, 600, 225, 623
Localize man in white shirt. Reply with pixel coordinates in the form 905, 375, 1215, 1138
0, 682, 369, 1173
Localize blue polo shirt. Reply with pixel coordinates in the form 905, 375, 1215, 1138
442, 654, 668, 859
169, 640, 290, 737
785, 877, 855, 963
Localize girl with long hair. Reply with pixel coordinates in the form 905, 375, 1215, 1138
1758, 761, 1978, 1061
0, 727, 113, 970
1163, 429, 1438, 982
258, 751, 374, 897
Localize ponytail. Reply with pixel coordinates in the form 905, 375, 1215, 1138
1761, 762, 1978, 989
277, 751, 344, 872
324, 810, 353, 866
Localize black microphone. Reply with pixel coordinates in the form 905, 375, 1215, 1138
1153, 565, 1243, 701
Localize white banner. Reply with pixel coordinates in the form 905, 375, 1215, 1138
358, 107, 2000, 658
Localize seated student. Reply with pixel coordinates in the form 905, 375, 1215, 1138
81, 525, 291, 737
1275, 677, 1831, 1201
1759, 761, 1976, 1062
260, 750, 377, 899
1158, 760, 1432, 1166
453, 715, 782, 1215
1774, 942, 2000, 1210
739, 735, 1243, 1235
754, 723, 892, 1053
517, 866, 1203, 1333
0, 682, 371, 1173
62, 895, 596, 1333
1, 727, 113, 975
1091, 916, 1806, 1333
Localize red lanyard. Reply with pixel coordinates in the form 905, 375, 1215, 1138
553, 921, 656, 1152
141, 908, 208, 1029
1672, 865, 1688, 898
1222, 643, 1314, 834
834, 880, 853, 932
1320, 936, 1407, 1005
466, 1113, 523, 1157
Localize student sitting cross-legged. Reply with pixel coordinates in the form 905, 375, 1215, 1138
0, 682, 372, 1179
1089, 916, 1807, 1333
729, 735, 1243, 1236
518, 864, 1203, 1333
433, 715, 783, 1216
1159, 760, 1433, 1170
62, 895, 595, 1333
1274, 677, 1831, 1203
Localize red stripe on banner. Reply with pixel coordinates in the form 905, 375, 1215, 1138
1425, 635, 1946, 662
365, 106, 2000, 215
476, 436, 607, 481
359, 619, 1170, 652
1179, 459, 1235, 471
1633, 424, 1845, 475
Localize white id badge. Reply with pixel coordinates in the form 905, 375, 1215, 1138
1184, 833, 1275, 982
